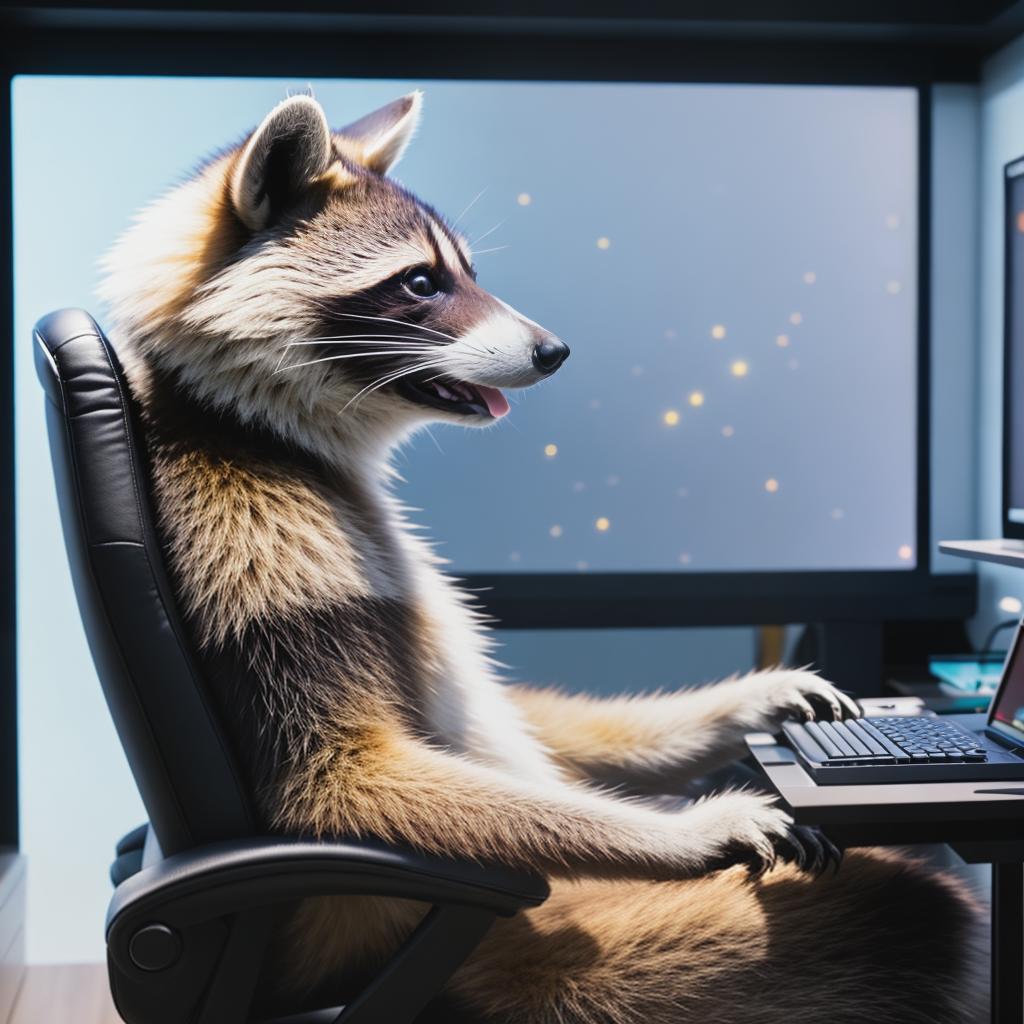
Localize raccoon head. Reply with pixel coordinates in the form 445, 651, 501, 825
100, 92, 568, 464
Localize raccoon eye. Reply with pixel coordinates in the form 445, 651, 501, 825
404, 267, 440, 299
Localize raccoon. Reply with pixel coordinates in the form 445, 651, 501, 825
98, 92, 983, 1023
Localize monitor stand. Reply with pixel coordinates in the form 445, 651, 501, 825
938, 539, 1024, 569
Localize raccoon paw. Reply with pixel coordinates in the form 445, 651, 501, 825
758, 671, 860, 726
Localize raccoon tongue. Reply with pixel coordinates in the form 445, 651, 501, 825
475, 385, 510, 419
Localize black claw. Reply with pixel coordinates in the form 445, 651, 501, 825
774, 824, 842, 877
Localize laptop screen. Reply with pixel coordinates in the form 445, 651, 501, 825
990, 621, 1024, 740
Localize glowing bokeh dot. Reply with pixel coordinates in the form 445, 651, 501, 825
789, 312, 803, 326
679, 552, 692, 565
898, 544, 913, 561
596, 236, 611, 250
886, 279, 902, 295
1000, 595, 1023, 614
595, 517, 611, 532
776, 334, 790, 348
730, 359, 749, 377
688, 391, 705, 407
544, 443, 558, 457
549, 525, 563, 538
803, 271, 816, 285
711, 324, 726, 340
722, 425, 735, 438
663, 409, 680, 426
517, 192, 532, 206
765, 478, 779, 493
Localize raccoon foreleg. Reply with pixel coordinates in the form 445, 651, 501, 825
509, 669, 860, 790
274, 719, 832, 880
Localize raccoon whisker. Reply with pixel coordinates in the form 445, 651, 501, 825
470, 246, 509, 257
325, 312, 461, 345
282, 334, 441, 349
470, 220, 505, 247
339, 358, 450, 415
452, 186, 487, 228
273, 350, 438, 375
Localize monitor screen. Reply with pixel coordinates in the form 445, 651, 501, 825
1005, 159, 1024, 533
14, 76, 919, 575
990, 622, 1024, 739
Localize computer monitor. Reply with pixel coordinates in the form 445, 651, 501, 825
1004, 156, 1024, 539
12, 75, 935, 629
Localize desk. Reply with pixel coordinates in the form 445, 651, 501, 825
748, 719, 1024, 1024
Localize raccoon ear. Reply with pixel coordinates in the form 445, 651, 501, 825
336, 91, 423, 176
230, 96, 334, 231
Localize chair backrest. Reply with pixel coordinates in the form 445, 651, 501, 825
33, 309, 256, 856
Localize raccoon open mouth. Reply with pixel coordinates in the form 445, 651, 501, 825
398, 376, 510, 419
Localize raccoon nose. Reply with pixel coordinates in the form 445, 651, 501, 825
532, 337, 570, 375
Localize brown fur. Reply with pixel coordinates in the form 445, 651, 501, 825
101, 93, 986, 1023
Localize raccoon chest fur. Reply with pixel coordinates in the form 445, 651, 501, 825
148, 426, 559, 792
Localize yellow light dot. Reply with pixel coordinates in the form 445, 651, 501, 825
549, 524, 563, 538
1000, 595, 1024, 614
722, 425, 734, 437
663, 409, 680, 426
544, 443, 558, 457
710, 324, 726, 340
776, 334, 790, 348
517, 192, 532, 206
898, 544, 913, 561
730, 359, 749, 377
765, 478, 779, 493
789, 312, 803, 326
595, 517, 611, 532
596, 236, 611, 250
886, 279, 902, 295
688, 390, 705, 407
803, 271, 816, 284
886, 213, 901, 230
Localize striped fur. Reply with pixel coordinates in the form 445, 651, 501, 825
100, 93, 983, 1022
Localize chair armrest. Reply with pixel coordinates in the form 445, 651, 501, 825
107, 835, 548, 939
106, 837, 547, 1024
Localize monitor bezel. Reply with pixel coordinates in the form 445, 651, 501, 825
1003, 157, 1024, 540
0, 28, 956, 634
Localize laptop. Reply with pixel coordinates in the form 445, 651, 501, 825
783, 619, 1024, 784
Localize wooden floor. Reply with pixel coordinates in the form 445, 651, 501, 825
10, 964, 120, 1024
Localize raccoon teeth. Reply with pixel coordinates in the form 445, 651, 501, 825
433, 383, 456, 401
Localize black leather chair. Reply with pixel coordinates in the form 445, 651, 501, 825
33, 309, 549, 1024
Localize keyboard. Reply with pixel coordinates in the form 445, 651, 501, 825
782, 716, 1024, 784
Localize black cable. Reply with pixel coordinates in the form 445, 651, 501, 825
983, 618, 1019, 654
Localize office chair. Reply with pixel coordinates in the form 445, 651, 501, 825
33, 308, 549, 1024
